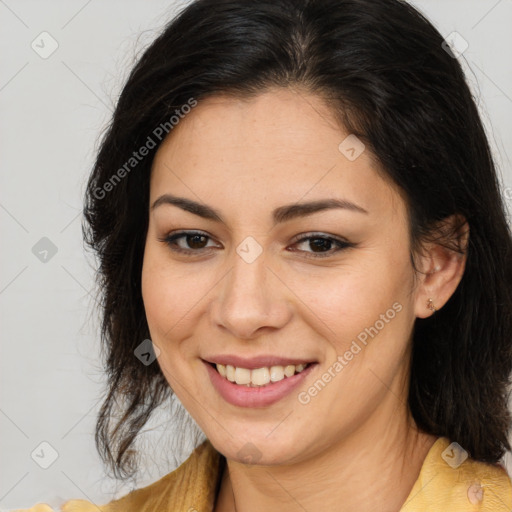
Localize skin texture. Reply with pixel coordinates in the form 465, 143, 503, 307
141, 87, 467, 512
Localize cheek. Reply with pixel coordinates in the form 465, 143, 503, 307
141, 255, 194, 388
295, 262, 409, 327
287, 249, 415, 369
141, 244, 170, 334
290, 263, 414, 426
141, 242, 215, 360
141, 241, 183, 344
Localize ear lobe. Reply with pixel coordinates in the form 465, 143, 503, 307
414, 215, 469, 319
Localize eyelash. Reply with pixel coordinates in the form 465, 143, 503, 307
157, 231, 354, 259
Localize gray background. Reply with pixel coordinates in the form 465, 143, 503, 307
1, 0, 511, 509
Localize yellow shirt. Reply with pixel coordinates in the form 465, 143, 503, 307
19, 436, 512, 511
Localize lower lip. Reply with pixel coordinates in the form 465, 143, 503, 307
204, 361, 317, 408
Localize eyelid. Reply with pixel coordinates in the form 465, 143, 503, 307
289, 231, 351, 245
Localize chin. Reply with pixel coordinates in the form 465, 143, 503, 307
209, 427, 308, 465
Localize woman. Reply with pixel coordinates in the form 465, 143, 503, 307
23, 0, 512, 510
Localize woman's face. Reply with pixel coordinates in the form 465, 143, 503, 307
142, 88, 425, 464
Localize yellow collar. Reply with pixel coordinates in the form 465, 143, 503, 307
59, 436, 512, 512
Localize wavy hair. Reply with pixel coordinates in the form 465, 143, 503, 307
83, 0, 512, 478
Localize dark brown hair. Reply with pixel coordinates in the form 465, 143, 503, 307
83, 0, 512, 478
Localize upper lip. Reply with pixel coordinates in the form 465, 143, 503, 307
203, 355, 316, 369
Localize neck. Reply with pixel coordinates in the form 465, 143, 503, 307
215, 406, 438, 512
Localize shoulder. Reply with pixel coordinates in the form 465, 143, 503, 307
401, 437, 512, 511
19, 439, 222, 512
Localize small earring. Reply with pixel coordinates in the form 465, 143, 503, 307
427, 298, 437, 313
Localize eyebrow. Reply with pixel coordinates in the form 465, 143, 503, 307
151, 194, 368, 224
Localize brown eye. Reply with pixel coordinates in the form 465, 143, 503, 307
186, 234, 208, 249
308, 237, 334, 252
289, 233, 354, 259
158, 231, 220, 254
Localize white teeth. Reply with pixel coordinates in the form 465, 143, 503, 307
235, 367, 251, 385
251, 367, 270, 386
226, 364, 236, 382
270, 365, 284, 382
284, 365, 295, 377
217, 363, 227, 377
215, 363, 309, 386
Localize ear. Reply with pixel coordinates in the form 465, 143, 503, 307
414, 214, 469, 319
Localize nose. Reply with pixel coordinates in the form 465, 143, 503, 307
211, 246, 292, 339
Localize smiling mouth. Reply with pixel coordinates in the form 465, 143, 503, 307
210, 362, 313, 387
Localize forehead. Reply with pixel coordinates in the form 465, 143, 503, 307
149, 88, 403, 221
